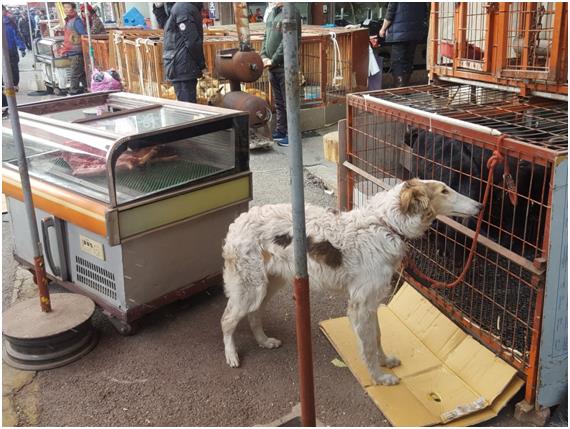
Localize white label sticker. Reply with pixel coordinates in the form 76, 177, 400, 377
80, 235, 105, 261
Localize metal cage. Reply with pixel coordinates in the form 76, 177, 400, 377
430, 2, 568, 96
339, 83, 567, 409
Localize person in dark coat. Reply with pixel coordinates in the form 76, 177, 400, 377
17, 11, 32, 51
159, 2, 206, 103
379, 3, 429, 87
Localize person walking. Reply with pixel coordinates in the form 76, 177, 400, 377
379, 3, 429, 87
260, 2, 301, 147
160, 2, 206, 103
3, 6, 27, 90
17, 11, 32, 51
61, 2, 87, 95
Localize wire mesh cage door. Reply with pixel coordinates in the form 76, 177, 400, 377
455, 2, 494, 73
501, 2, 564, 81
340, 84, 568, 407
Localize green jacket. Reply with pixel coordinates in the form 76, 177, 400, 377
260, 5, 302, 69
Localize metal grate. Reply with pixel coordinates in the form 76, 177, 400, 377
51, 157, 221, 199
435, 2, 455, 67
343, 83, 568, 380
363, 83, 568, 150
114, 160, 220, 195
458, 2, 488, 71
75, 256, 117, 301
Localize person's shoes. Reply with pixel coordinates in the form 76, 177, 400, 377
275, 136, 289, 147
272, 130, 286, 140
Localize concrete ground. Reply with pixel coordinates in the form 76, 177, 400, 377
2, 55, 568, 427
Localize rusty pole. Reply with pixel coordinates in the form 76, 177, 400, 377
283, 3, 316, 426
2, 26, 52, 312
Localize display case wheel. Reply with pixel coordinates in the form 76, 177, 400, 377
108, 317, 137, 336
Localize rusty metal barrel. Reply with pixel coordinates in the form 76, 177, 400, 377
214, 48, 264, 83
221, 91, 271, 128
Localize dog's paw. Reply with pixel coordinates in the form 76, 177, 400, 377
259, 337, 282, 349
381, 355, 401, 369
375, 373, 400, 386
225, 349, 240, 368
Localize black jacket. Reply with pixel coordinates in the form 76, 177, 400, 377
384, 3, 429, 43
162, 2, 205, 82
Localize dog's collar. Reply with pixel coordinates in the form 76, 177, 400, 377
379, 219, 408, 243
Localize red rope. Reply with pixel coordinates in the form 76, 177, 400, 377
405, 136, 508, 289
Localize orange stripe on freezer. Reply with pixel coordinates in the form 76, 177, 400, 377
2, 169, 107, 237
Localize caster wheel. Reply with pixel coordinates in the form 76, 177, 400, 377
108, 317, 137, 336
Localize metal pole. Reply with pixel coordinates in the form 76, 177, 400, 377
44, 2, 53, 37
84, 2, 95, 73
283, 3, 316, 427
2, 27, 52, 313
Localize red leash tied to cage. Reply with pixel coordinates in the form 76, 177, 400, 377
405, 136, 517, 289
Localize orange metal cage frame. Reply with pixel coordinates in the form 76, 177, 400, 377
340, 83, 567, 407
429, 2, 568, 96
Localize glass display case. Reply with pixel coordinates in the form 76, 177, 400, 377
7, 92, 249, 207
34, 36, 66, 59
3, 92, 252, 333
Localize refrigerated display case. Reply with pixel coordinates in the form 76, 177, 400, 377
2, 92, 251, 333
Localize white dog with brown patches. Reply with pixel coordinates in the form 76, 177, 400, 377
221, 179, 481, 385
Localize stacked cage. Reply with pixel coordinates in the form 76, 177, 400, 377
339, 2, 568, 411
85, 28, 367, 108
340, 83, 567, 409
431, 2, 568, 96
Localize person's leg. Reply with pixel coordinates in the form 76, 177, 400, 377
173, 80, 196, 103
187, 78, 197, 103
69, 55, 84, 94
9, 53, 20, 88
269, 68, 287, 136
391, 43, 406, 87
172, 81, 187, 102
401, 42, 417, 86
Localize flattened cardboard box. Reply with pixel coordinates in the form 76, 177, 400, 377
320, 283, 524, 426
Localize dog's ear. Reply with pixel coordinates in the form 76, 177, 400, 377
400, 179, 431, 215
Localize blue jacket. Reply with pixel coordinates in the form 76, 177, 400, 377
384, 3, 429, 43
3, 15, 26, 55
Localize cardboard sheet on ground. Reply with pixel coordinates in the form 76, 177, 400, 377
320, 283, 524, 426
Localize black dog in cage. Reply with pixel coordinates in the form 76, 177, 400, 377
404, 128, 549, 261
